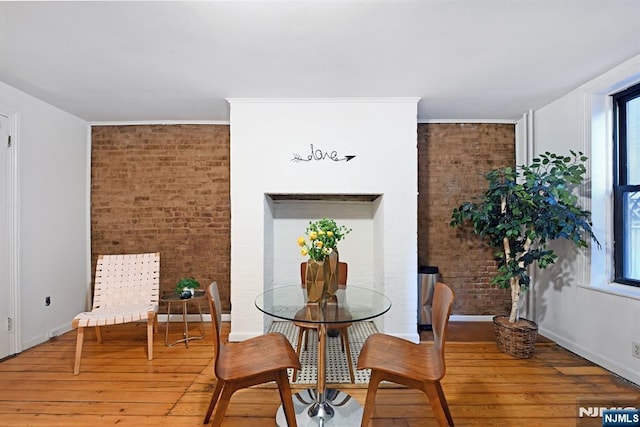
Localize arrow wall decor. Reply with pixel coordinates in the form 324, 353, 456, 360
292, 144, 356, 163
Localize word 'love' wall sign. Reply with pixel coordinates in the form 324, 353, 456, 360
292, 144, 356, 163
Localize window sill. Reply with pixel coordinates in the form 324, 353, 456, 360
579, 281, 640, 301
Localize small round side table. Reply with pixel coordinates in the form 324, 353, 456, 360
161, 290, 206, 347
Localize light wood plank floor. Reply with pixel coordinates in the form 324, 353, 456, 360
0, 321, 638, 426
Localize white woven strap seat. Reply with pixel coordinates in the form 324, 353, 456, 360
71, 252, 160, 375
73, 304, 158, 327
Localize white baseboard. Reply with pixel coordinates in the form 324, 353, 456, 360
158, 313, 214, 323
22, 323, 74, 351
449, 315, 494, 322
539, 326, 640, 387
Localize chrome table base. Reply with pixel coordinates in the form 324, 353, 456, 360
275, 388, 363, 426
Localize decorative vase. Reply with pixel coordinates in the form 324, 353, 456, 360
305, 250, 339, 303
325, 249, 339, 298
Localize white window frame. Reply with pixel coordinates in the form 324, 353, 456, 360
579, 55, 640, 299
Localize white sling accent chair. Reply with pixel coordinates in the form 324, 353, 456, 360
72, 252, 160, 375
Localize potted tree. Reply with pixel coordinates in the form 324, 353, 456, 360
450, 151, 599, 358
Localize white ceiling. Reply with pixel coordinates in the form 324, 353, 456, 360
1, 1, 640, 123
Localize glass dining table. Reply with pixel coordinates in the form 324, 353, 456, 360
255, 284, 391, 426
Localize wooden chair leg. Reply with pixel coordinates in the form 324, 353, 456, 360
435, 381, 454, 426
94, 326, 102, 343
73, 327, 85, 375
147, 316, 154, 360
204, 379, 224, 424
210, 384, 236, 427
424, 381, 452, 427
341, 329, 355, 383
360, 370, 383, 427
276, 370, 298, 427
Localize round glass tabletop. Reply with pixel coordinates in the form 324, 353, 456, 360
254, 285, 391, 324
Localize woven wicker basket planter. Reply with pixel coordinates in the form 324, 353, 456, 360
493, 315, 538, 359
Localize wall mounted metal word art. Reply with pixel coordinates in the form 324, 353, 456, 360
292, 144, 356, 163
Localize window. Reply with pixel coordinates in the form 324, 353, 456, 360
613, 82, 640, 286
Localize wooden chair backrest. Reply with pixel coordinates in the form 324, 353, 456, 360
206, 282, 223, 374
92, 252, 160, 309
299, 261, 348, 287
432, 282, 454, 354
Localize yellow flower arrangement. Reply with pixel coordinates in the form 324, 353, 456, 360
297, 218, 351, 261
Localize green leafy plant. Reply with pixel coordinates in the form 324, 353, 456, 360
175, 277, 200, 295
450, 151, 600, 323
297, 218, 351, 261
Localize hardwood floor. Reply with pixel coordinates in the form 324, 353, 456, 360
419, 321, 553, 343
0, 321, 638, 426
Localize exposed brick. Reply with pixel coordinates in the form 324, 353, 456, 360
90, 125, 231, 312
417, 123, 514, 315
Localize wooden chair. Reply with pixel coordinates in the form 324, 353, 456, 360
71, 252, 160, 375
293, 261, 354, 383
203, 282, 301, 426
357, 282, 455, 427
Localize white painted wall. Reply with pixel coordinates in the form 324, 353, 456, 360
0, 81, 89, 350
228, 98, 419, 342
518, 55, 640, 386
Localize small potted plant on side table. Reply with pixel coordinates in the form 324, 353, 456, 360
175, 277, 200, 299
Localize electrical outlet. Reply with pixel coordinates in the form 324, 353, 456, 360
47, 330, 56, 338
633, 341, 640, 359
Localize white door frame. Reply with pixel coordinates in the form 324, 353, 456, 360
2, 110, 21, 356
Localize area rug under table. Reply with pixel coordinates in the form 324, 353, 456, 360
268, 321, 377, 385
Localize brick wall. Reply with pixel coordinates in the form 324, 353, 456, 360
91, 122, 515, 316
417, 123, 514, 315
90, 125, 231, 312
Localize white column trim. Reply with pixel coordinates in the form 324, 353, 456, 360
85, 126, 92, 310
5, 112, 21, 354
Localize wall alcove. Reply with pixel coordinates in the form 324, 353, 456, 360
265, 193, 383, 290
